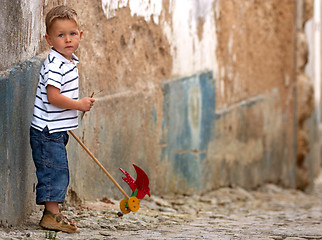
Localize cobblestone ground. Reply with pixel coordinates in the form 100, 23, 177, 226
1, 174, 322, 240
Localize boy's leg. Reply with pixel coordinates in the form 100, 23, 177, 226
45, 201, 59, 214
30, 127, 79, 233
30, 127, 70, 205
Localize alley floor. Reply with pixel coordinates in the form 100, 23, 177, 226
1, 173, 322, 240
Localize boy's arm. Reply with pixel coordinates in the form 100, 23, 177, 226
47, 85, 95, 112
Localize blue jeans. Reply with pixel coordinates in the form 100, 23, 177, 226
30, 126, 69, 205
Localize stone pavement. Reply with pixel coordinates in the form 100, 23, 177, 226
1, 173, 322, 240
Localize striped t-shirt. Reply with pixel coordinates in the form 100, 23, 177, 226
31, 49, 79, 133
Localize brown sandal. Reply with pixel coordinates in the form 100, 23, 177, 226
40, 210, 80, 233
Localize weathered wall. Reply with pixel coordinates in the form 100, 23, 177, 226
0, 0, 318, 226
0, 0, 43, 71
304, 0, 322, 188
0, 57, 42, 226
0, 0, 44, 226
209, 0, 298, 189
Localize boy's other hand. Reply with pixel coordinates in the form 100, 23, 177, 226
78, 97, 95, 111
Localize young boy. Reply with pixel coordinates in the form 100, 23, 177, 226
30, 5, 95, 233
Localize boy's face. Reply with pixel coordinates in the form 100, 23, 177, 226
45, 19, 83, 60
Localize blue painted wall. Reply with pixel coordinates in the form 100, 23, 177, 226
0, 57, 41, 226
160, 74, 297, 193
161, 72, 216, 192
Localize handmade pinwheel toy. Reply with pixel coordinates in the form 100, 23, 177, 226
68, 131, 150, 214
119, 164, 151, 213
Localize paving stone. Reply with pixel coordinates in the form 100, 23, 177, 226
1, 174, 322, 239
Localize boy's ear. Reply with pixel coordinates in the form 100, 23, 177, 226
45, 34, 53, 46
79, 30, 83, 40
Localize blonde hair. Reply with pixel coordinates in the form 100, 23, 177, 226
45, 5, 79, 34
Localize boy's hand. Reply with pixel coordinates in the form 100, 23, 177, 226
78, 97, 95, 112
46, 85, 95, 112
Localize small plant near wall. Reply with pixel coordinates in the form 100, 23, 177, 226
45, 231, 57, 239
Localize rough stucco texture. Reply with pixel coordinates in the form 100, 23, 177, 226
212, 0, 299, 189
0, 0, 43, 71
0, 57, 41, 226
55, 0, 307, 200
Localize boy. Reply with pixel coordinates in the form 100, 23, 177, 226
30, 5, 94, 233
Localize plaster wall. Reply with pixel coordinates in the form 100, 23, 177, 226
102, 0, 218, 77
0, 0, 43, 226
0, 57, 42, 226
0, 0, 43, 71
77, 0, 300, 198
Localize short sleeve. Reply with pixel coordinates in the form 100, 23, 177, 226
43, 62, 63, 90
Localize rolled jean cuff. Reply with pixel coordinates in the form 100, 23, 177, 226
36, 187, 67, 205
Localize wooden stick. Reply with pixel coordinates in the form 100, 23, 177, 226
68, 130, 129, 199
81, 91, 95, 120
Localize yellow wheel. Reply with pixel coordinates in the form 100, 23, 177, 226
120, 198, 131, 214
128, 196, 140, 212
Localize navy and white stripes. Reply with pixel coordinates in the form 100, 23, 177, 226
31, 49, 80, 133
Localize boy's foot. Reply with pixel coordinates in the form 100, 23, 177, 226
39, 210, 80, 233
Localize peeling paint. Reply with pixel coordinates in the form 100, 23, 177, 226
161, 71, 215, 192
163, 0, 218, 76
0, 56, 42, 226
204, 90, 287, 189
101, 0, 218, 77
0, 0, 43, 70
102, 0, 162, 23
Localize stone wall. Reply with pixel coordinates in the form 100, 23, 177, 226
0, 0, 318, 226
